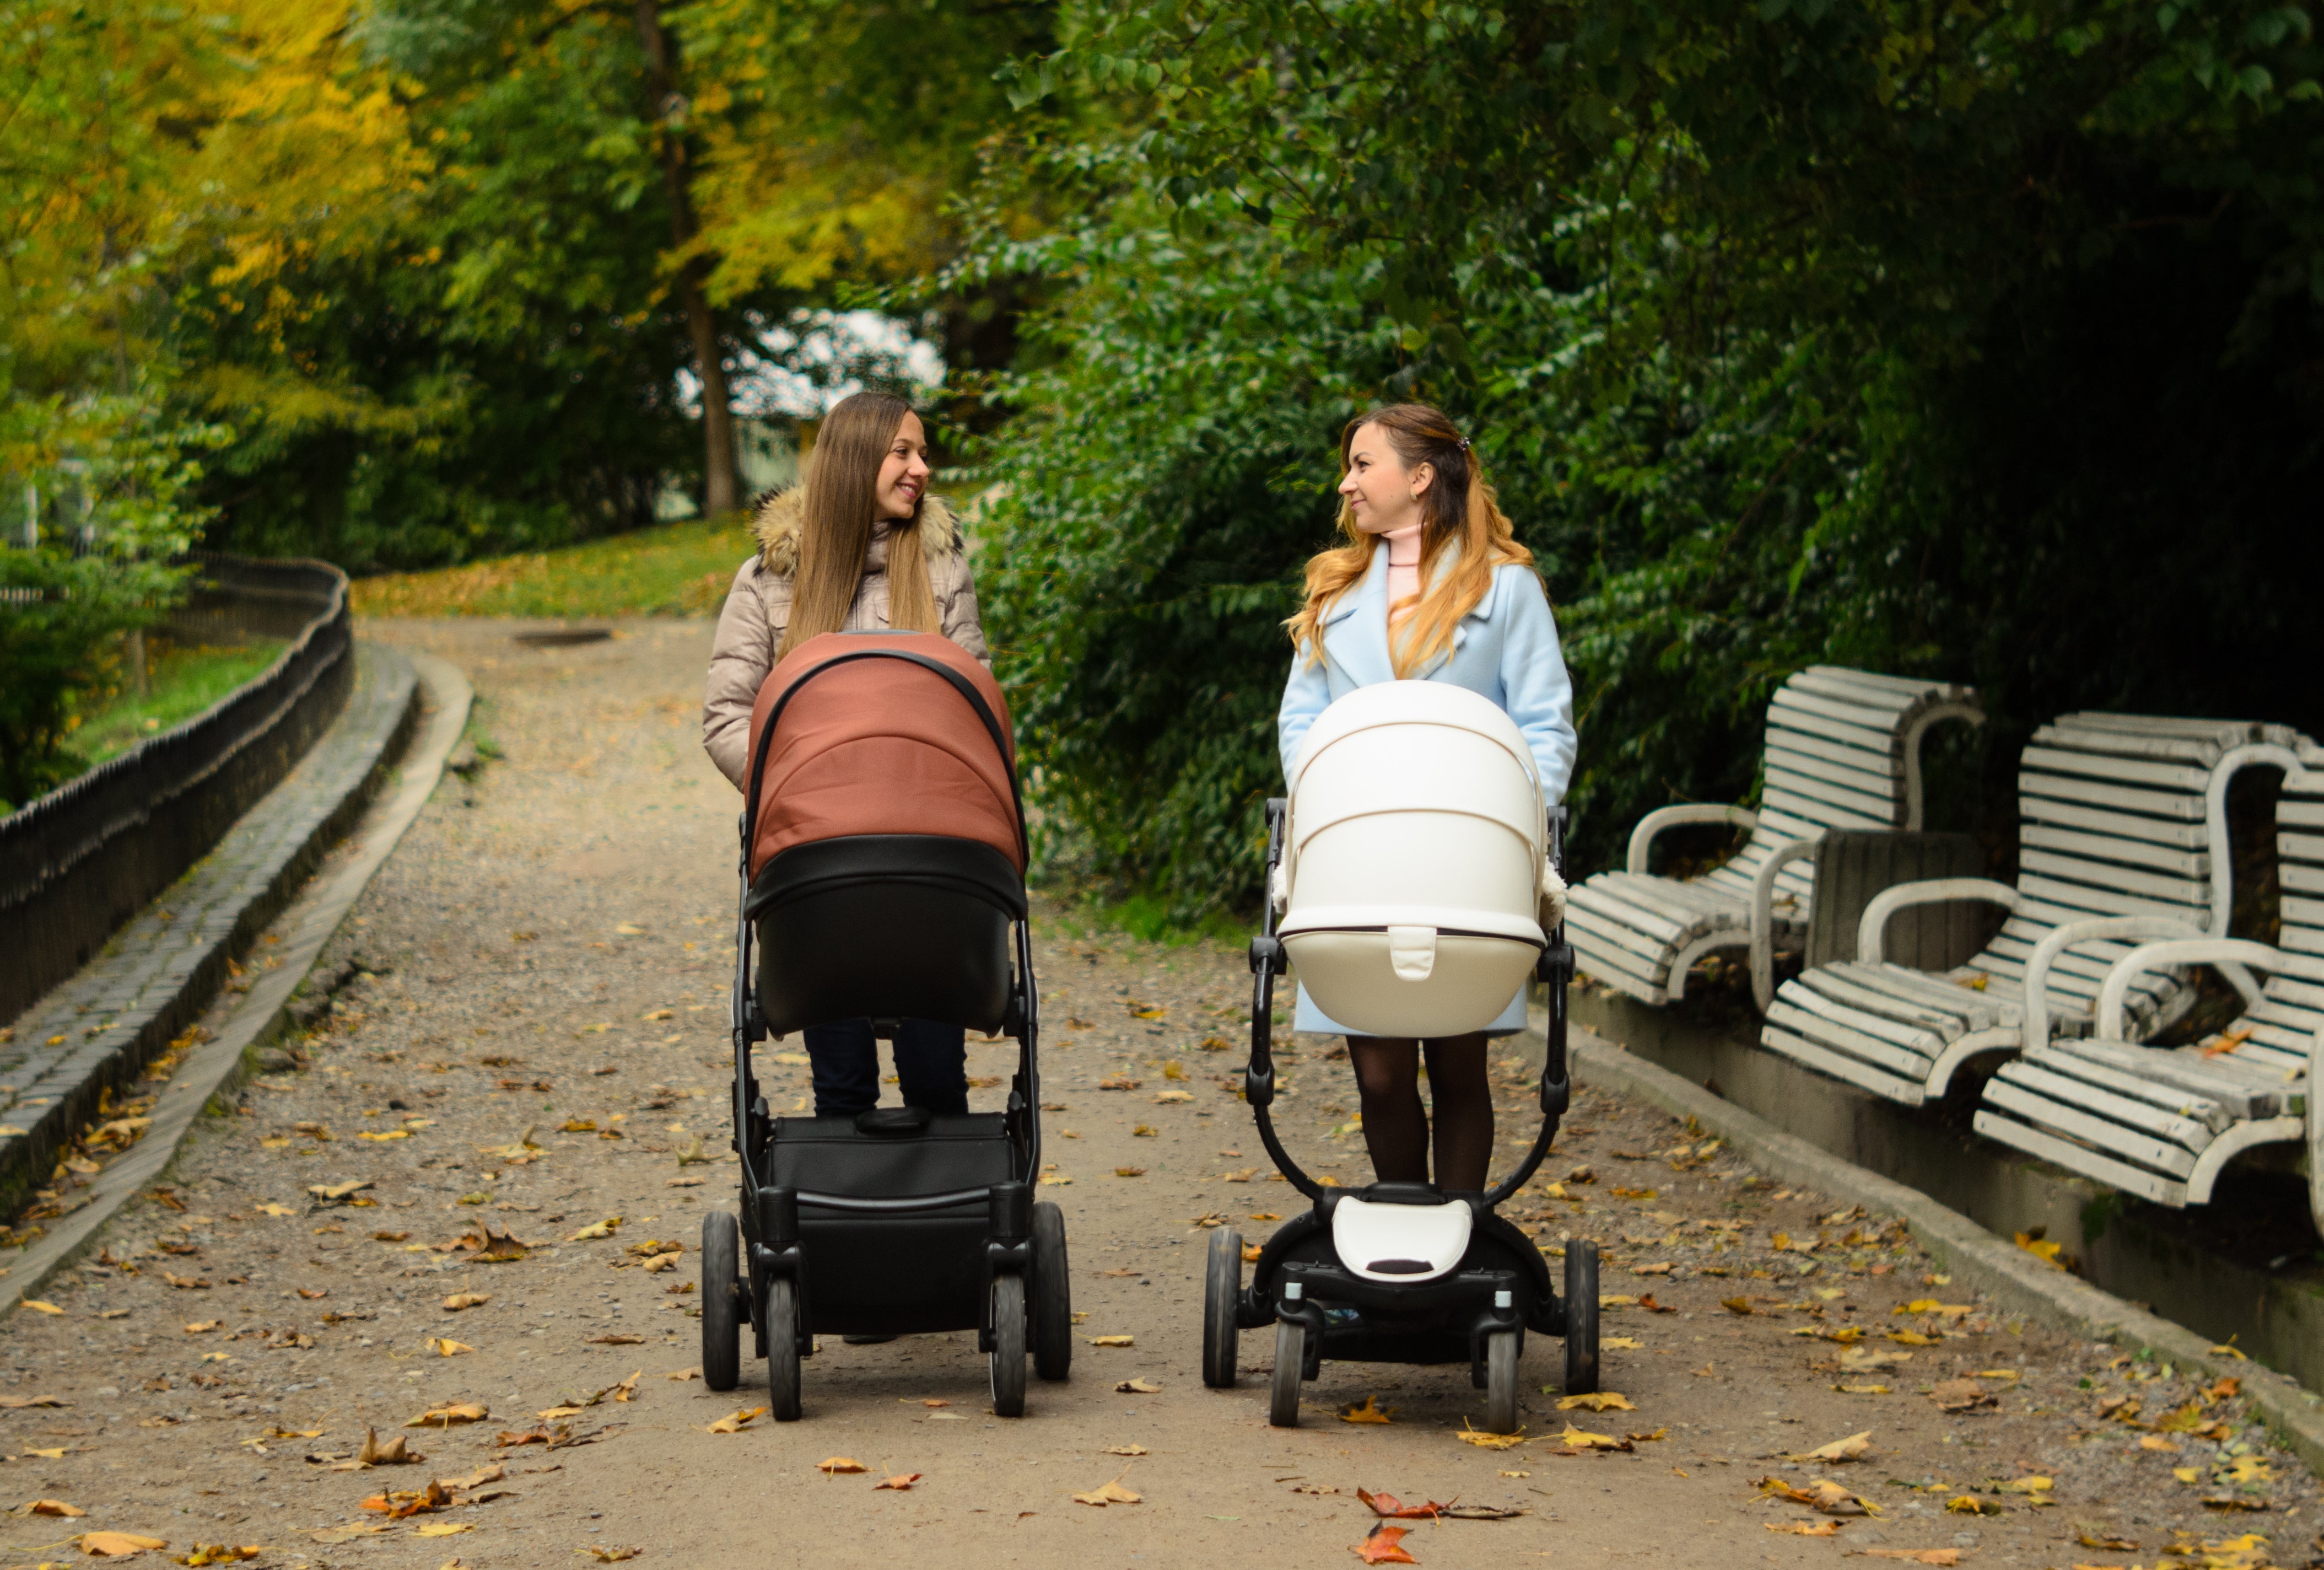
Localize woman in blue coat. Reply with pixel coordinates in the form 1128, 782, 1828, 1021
1277, 402, 1578, 1192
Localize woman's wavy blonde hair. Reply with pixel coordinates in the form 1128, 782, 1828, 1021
777, 390, 940, 660
1285, 403, 1536, 676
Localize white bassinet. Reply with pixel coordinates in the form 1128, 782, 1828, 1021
1276, 681, 1551, 1037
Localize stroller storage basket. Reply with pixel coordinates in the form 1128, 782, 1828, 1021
1279, 681, 1547, 1036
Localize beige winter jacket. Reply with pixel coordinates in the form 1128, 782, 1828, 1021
701, 488, 991, 789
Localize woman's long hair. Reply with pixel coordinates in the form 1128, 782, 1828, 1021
1285, 403, 1536, 678
777, 390, 940, 660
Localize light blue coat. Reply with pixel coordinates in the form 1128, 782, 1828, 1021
1276, 547, 1579, 1038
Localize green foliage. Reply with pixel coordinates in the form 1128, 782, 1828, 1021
974, 0, 2324, 915
349, 513, 758, 619
0, 551, 183, 809
66, 638, 287, 771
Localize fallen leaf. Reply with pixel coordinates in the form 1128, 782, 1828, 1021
1928, 1380, 1995, 1414
77, 1532, 169, 1556
2014, 1230, 2064, 1267
1557, 1426, 1633, 1453
1603, 1336, 1644, 1351
357, 1427, 419, 1466
1767, 1521, 1843, 1536
23, 1300, 64, 1315
582, 1550, 642, 1562
441, 1293, 490, 1311
586, 1334, 645, 1346
306, 1179, 373, 1202
1339, 1396, 1396, 1424
1352, 1524, 1417, 1563
406, 1403, 488, 1428
254, 1204, 293, 1218
1102, 1444, 1149, 1456
23, 1499, 87, 1517
1115, 1379, 1161, 1394
1636, 1294, 1676, 1313
1790, 1431, 1873, 1463
184, 1321, 220, 1335
1071, 1473, 1142, 1507
414, 1521, 473, 1536
1994, 1476, 2051, 1495
1945, 1496, 2003, 1515
1859, 1549, 1961, 1563
2140, 1434, 2181, 1453
426, 1338, 473, 1357
567, 1218, 621, 1241
1087, 1335, 1135, 1347
874, 1473, 921, 1491
1455, 1421, 1527, 1449
178, 1546, 262, 1564
1113, 1168, 1147, 1178
1556, 1391, 1635, 1412
0, 1396, 67, 1408
702, 1408, 767, 1434
816, 1457, 867, 1474
2077, 1527, 2138, 1550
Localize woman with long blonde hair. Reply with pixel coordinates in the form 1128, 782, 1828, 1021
1277, 402, 1577, 1191
702, 390, 989, 1136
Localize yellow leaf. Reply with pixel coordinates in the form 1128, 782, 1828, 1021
1887, 1331, 1937, 1346
24, 1499, 87, 1517
358, 1130, 411, 1141
78, 1531, 168, 1556
2013, 1231, 2063, 1266
21, 1300, 63, 1315
254, 1203, 293, 1217
1087, 1335, 1135, 1347
1766, 1520, 1842, 1536
1455, 1421, 1527, 1449
1895, 1299, 1942, 1314
705, 1408, 768, 1434
1994, 1476, 2051, 1494
1556, 1391, 1635, 1412
1603, 1336, 1644, 1350
414, 1521, 473, 1536
816, 1456, 867, 1474
405, 1403, 487, 1427
426, 1338, 473, 1357
2140, 1435, 2181, 1453
2174, 1467, 2202, 1483
567, 1218, 621, 1241
1339, 1396, 1396, 1424
1558, 1425, 1632, 1451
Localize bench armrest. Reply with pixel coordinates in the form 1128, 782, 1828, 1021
2092, 937, 2288, 1042
1856, 878, 2020, 966
2023, 916, 2209, 1053
1626, 804, 1757, 876
1750, 838, 1820, 1013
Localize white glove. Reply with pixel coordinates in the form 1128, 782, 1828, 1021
1269, 862, 1290, 917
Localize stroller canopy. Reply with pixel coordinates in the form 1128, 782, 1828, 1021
744, 631, 1024, 882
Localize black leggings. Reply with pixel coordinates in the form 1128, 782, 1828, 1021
1346, 1032, 1492, 1192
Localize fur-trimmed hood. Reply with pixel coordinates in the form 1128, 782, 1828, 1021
751, 487, 962, 580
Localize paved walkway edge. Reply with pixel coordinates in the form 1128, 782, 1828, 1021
1554, 1023, 2324, 1472
0, 650, 471, 1320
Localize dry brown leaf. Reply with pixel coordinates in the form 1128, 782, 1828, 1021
406, 1402, 488, 1428
22, 1499, 87, 1517
582, 1550, 642, 1563
817, 1456, 868, 1474
705, 1408, 768, 1434
1071, 1469, 1142, 1507
873, 1474, 921, 1492
1766, 1520, 1842, 1536
1359, 1488, 1452, 1520
0, 1395, 66, 1409
441, 1292, 490, 1311
1790, 1431, 1873, 1463
1928, 1379, 1995, 1414
77, 1532, 169, 1557
357, 1427, 420, 1466
1115, 1378, 1161, 1394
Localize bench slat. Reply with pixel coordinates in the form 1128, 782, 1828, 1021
1973, 1110, 2190, 1205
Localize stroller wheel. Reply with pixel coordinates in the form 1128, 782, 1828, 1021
1031, 1202, 1073, 1382
1201, 1228, 1242, 1389
1484, 1329, 1521, 1435
1563, 1239, 1600, 1397
989, 1273, 1028, 1417
1268, 1319, 1305, 1428
765, 1277, 803, 1422
700, 1211, 742, 1392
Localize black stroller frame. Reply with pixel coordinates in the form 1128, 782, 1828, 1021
700, 639, 1070, 1421
1201, 798, 1598, 1430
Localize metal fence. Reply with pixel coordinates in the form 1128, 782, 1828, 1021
0, 555, 353, 1027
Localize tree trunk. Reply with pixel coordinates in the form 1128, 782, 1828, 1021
634, 0, 740, 516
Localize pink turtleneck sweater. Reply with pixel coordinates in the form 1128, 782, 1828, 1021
1384, 523, 1424, 625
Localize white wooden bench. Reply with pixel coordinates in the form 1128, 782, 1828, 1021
1974, 749, 2324, 1214
1756, 714, 2308, 1106
1568, 668, 1982, 1009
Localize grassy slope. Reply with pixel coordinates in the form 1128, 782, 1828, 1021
351, 515, 759, 620
69, 639, 287, 767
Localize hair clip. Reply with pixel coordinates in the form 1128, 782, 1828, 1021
1456, 436, 1472, 451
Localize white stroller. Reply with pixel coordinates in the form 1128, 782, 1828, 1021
1201, 681, 1597, 1431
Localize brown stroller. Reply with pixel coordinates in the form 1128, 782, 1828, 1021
702, 630, 1068, 1420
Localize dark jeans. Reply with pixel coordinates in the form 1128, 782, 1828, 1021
801, 1017, 968, 1119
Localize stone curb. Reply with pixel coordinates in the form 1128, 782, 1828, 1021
0, 649, 472, 1320
0, 646, 417, 1217
1553, 1022, 2324, 1475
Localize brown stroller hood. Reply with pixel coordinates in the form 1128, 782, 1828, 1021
743, 631, 1024, 882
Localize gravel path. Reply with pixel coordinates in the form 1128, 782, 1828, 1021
1, 616, 2315, 1570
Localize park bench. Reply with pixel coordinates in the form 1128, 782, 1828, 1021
1972, 746, 2323, 1213
1567, 666, 1983, 1010
1757, 714, 2307, 1107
